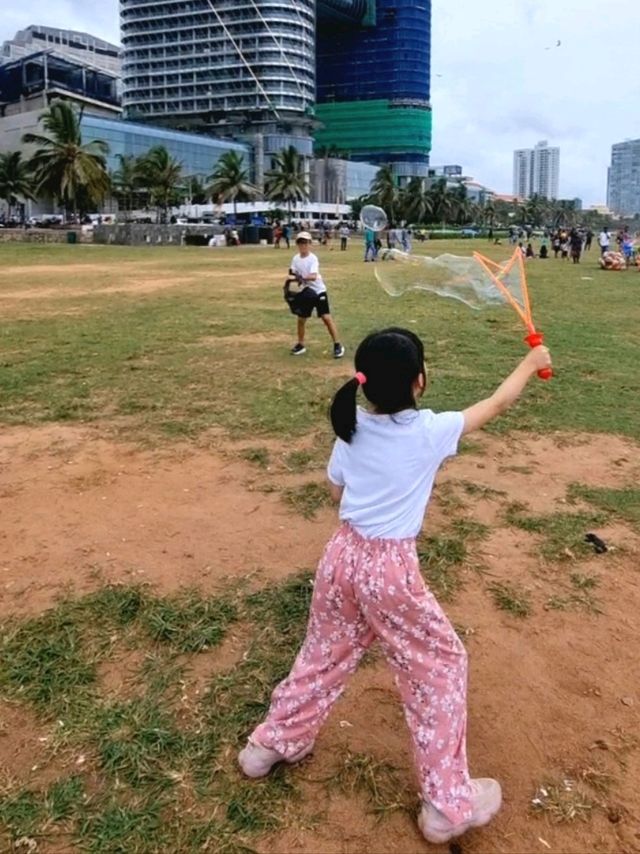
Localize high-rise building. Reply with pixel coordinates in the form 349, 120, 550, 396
513, 148, 533, 200
120, 0, 316, 185
607, 139, 640, 217
119, 1, 432, 185
532, 140, 559, 199
315, 0, 432, 183
0, 26, 121, 76
513, 140, 560, 200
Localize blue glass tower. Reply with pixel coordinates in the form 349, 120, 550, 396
315, 0, 432, 183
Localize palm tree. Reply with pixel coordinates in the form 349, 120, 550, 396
137, 146, 184, 223
401, 177, 432, 224
482, 199, 496, 229
207, 151, 258, 219
523, 194, 549, 228
427, 178, 455, 226
0, 151, 36, 222
23, 100, 110, 218
448, 184, 473, 225
187, 175, 209, 205
111, 154, 142, 213
265, 146, 308, 219
370, 164, 399, 222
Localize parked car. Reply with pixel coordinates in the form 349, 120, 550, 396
460, 227, 480, 238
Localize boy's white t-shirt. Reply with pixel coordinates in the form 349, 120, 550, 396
328, 408, 465, 540
291, 252, 326, 294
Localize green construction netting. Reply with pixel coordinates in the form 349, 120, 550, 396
314, 100, 432, 155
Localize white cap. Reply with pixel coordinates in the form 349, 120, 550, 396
296, 231, 312, 242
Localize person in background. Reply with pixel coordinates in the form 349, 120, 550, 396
585, 229, 594, 251
598, 227, 610, 257
364, 227, 378, 262
526, 242, 535, 259
282, 223, 291, 249
570, 229, 582, 264
539, 236, 549, 259
339, 223, 350, 252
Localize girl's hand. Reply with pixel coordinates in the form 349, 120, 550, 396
525, 345, 552, 375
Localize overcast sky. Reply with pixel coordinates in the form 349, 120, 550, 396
2, 0, 638, 205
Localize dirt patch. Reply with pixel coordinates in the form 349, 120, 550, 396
1, 425, 640, 853
0, 702, 62, 790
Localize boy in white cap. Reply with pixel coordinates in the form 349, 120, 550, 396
287, 232, 345, 358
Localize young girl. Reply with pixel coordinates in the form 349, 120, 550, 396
239, 328, 552, 844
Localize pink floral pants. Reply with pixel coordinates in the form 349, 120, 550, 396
251, 523, 473, 824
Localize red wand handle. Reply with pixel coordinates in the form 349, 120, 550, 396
525, 332, 553, 381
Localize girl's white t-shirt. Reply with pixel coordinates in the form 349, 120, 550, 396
327, 407, 464, 540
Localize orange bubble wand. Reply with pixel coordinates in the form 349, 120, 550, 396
473, 248, 553, 381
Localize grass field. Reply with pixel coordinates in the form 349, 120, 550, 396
0, 240, 639, 439
1, 240, 639, 854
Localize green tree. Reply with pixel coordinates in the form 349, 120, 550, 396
370, 163, 399, 222
551, 199, 577, 229
0, 151, 36, 221
401, 177, 432, 224
207, 151, 258, 219
448, 184, 473, 225
427, 178, 456, 226
265, 146, 308, 219
137, 146, 184, 223
186, 175, 209, 205
523, 194, 549, 228
111, 153, 142, 213
23, 100, 110, 218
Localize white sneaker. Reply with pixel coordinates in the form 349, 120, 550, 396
238, 738, 314, 779
418, 778, 502, 844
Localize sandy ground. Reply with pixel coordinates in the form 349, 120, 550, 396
1, 424, 640, 853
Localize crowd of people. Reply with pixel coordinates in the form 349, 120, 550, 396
504, 224, 638, 268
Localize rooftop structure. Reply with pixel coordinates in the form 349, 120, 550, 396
1, 26, 121, 76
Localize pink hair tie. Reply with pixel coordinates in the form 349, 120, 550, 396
354, 372, 367, 386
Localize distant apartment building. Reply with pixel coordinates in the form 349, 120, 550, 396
0, 26, 121, 76
513, 148, 533, 200
607, 139, 640, 217
513, 140, 560, 200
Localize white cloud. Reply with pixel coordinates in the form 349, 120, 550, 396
0, 2, 119, 48
431, 0, 640, 203
2, 1, 638, 205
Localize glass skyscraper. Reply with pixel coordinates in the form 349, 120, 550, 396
315, 0, 432, 182
608, 139, 640, 217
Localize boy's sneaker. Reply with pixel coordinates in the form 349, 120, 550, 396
418, 778, 502, 844
333, 343, 346, 359
291, 343, 306, 356
238, 738, 314, 779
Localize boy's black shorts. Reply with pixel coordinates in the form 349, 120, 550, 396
284, 285, 331, 318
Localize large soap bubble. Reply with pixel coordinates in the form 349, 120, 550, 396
360, 205, 388, 232
375, 249, 510, 310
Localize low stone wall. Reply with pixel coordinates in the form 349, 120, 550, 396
0, 228, 92, 244
93, 223, 224, 246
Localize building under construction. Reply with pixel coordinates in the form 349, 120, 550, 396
120, 0, 432, 183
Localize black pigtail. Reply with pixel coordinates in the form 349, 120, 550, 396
330, 378, 360, 443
